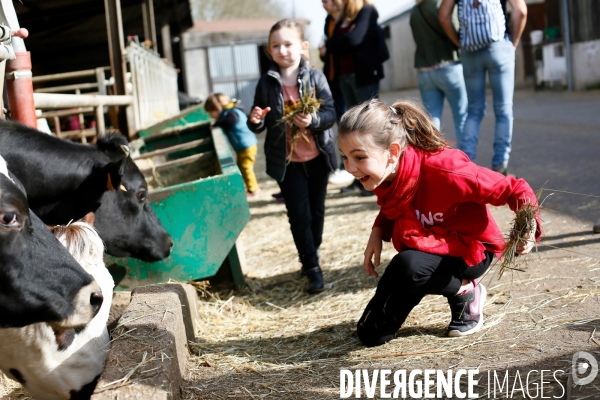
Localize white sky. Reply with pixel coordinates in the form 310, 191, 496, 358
276, 0, 415, 46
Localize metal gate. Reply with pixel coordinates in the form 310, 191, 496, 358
127, 41, 180, 131
207, 43, 260, 112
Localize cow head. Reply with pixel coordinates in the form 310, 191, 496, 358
94, 158, 173, 262
0, 167, 103, 329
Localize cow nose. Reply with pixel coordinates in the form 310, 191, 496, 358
90, 290, 104, 316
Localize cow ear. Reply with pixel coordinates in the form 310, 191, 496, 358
101, 158, 126, 192
79, 212, 95, 226
117, 157, 128, 176
96, 134, 130, 162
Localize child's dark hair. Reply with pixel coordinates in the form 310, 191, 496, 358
268, 19, 305, 45
204, 93, 232, 113
338, 99, 447, 152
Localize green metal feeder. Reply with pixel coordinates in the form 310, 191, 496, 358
106, 108, 249, 290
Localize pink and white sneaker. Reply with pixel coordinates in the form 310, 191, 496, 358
447, 281, 487, 337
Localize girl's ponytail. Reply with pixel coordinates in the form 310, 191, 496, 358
338, 99, 447, 153
389, 101, 447, 152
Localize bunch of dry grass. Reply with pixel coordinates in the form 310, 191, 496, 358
498, 202, 538, 279
277, 88, 323, 163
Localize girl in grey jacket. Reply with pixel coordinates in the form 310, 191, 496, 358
247, 19, 337, 293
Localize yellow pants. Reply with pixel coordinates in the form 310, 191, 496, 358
237, 145, 259, 193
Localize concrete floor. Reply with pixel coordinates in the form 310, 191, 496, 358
380, 87, 600, 224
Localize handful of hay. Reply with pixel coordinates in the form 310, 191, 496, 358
498, 201, 539, 279
277, 88, 323, 162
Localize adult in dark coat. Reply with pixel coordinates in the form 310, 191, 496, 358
325, 0, 389, 195
319, 0, 346, 122
320, 0, 355, 186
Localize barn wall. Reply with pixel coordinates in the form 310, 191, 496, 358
572, 39, 600, 90
181, 31, 267, 101
381, 13, 419, 91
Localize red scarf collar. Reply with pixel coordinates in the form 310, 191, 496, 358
373, 146, 486, 266
373, 146, 422, 219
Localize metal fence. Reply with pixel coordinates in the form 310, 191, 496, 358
32, 43, 180, 138
127, 41, 179, 131
207, 43, 260, 111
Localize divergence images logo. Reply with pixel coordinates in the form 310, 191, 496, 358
572, 351, 598, 386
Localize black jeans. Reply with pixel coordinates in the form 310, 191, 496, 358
357, 249, 493, 346
278, 155, 330, 270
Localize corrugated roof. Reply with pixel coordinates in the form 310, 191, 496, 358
189, 18, 310, 33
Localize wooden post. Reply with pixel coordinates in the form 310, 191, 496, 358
161, 24, 173, 64
141, 0, 157, 51
104, 0, 129, 137
95, 104, 105, 136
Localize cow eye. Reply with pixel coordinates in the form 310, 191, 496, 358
0, 212, 20, 228
137, 190, 147, 203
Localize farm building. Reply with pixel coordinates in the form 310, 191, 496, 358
12, 0, 193, 139
380, 0, 600, 91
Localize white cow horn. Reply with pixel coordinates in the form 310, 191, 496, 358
120, 144, 130, 157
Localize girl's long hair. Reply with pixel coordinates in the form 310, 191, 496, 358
329, 0, 344, 15
338, 99, 447, 153
343, 0, 374, 22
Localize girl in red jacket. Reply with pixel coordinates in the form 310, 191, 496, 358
338, 99, 541, 346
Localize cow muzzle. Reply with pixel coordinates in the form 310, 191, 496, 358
49, 280, 103, 330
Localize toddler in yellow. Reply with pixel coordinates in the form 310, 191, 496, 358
205, 93, 259, 197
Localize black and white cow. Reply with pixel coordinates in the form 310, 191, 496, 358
0, 120, 172, 262
95, 159, 173, 262
0, 120, 129, 226
0, 222, 113, 400
0, 156, 102, 329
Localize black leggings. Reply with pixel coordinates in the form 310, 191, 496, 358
357, 250, 493, 346
277, 155, 330, 270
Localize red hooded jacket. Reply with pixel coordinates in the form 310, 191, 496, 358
373, 147, 542, 266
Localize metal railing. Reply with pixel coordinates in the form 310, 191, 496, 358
32, 43, 180, 139
32, 67, 113, 141
126, 41, 179, 132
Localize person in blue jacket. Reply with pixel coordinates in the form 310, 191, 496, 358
205, 93, 260, 198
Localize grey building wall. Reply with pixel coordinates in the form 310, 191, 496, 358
381, 12, 418, 92
572, 39, 600, 89
181, 31, 267, 100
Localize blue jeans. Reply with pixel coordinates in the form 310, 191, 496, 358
418, 63, 468, 143
460, 38, 515, 169
338, 73, 379, 109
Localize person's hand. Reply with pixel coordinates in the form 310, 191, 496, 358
319, 43, 327, 58
364, 227, 383, 277
293, 112, 311, 129
516, 220, 536, 255
249, 107, 270, 124
12, 28, 28, 39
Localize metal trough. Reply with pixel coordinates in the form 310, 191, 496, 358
106, 107, 250, 290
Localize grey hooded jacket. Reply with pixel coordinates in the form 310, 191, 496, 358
247, 59, 337, 182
